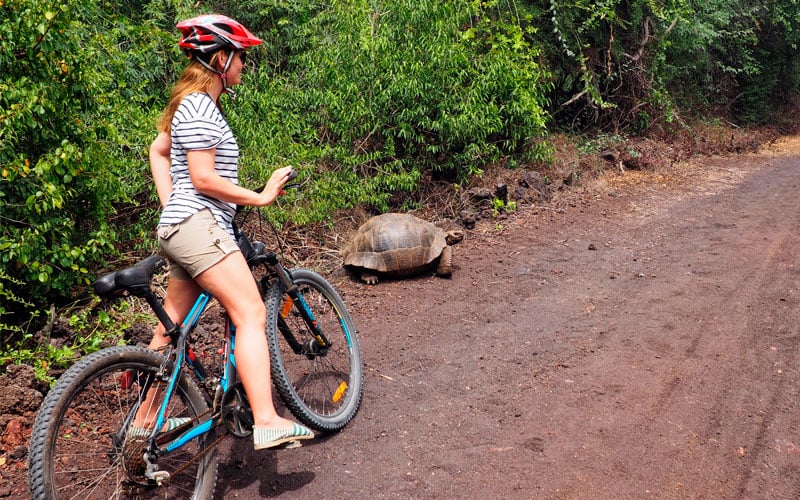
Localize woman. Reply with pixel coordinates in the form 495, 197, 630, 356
135, 14, 313, 450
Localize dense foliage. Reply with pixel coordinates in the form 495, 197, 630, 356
542, 0, 800, 130
1, 1, 182, 333
1, 0, 799, 344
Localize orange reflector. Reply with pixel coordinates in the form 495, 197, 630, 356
281, 299, 293, 318
332, 382, 348, 403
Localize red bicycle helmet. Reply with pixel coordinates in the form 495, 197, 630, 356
177, 14, 262, 56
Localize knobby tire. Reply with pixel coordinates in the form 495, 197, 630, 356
265, 268, 363, 432
28, 345, 218, 500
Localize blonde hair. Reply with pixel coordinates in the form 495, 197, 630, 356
157, 54, 223, 134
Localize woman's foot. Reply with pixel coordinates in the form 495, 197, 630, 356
128, 417, 194, 438
253, 421, 314, 450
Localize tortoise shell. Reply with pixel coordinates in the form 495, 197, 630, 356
341, 213, 448, 276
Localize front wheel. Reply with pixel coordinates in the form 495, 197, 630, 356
265, 268, 363, 432
27, 345, 218, 499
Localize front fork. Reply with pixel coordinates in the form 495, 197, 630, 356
261, 256, 332, 356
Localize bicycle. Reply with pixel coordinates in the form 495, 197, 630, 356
27, 198, 363, 499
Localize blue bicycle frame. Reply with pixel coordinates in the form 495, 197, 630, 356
135, 249, 331, 457
146, 290, 235, 454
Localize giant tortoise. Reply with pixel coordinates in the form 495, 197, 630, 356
341, 213, 464, 284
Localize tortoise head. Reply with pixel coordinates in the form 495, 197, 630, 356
445, 230, 464, 245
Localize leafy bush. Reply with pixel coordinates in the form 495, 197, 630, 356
544, 0, 800, 129
2, 2, 116, 323
228, 0, 552, 220
0, 0, 185, 328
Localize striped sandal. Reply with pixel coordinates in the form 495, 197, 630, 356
127, 417, 193, 438
253, 423, 314, 450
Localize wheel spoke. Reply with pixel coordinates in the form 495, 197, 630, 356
28, 346, 218, 499
266, 269, 363, 432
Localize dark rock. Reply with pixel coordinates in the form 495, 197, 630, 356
494, 183, 508, 203
467, 188, 493, 202
459, 210, 478, 230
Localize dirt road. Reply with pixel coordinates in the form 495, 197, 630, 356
5, 139, 800, 499
201, 139, 800, 499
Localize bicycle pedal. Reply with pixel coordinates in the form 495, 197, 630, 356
146, 470, 171, 485
283, 440, 303, 449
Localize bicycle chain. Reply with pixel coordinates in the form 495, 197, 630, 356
159, 427, 227, 483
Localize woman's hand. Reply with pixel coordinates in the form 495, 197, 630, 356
187, 149, 295, 207
254, 166, 295, 206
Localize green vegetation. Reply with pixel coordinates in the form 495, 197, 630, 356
2, 0, 799, 378
0, 299, 150, 386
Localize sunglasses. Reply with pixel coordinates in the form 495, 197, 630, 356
238, 51, 248, 64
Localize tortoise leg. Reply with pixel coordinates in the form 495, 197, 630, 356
435, 245, 454, 277
360, 271, 379, 285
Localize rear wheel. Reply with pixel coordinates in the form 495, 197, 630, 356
265, 268, 363, 432
28, 345, 218, 499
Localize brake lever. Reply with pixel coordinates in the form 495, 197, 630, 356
284, 168, 300, 189
257, 169, 300, 191
237, 169, 300, 213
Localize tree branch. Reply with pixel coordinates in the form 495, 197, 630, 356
14, 9, 62, 60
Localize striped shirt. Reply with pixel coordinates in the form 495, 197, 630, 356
158, 92, 239, 236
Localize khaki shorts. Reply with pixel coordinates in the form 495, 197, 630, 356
158, 209, 240, 280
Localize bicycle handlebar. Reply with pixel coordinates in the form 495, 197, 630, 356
235, 168, 299, 215
234, 169, 299, 267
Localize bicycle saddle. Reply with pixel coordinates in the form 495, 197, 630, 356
93, 255, 167, 297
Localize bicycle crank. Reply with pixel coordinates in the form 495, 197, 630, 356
221, 383, 254, 437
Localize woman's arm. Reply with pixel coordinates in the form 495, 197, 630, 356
149, 132, 173, 208
186, 149, 293, 207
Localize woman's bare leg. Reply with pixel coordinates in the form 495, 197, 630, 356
133, 277, 202, 428
195, 252, 298, 431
